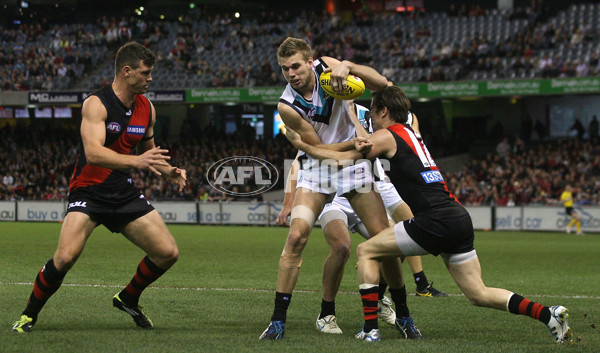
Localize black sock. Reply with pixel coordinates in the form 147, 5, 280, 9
23, 259, 67, 321
319, 300, 335, 319
389, 285, 409, 318
271, 292, 292, 323
378, 280, 388, 301
413, 271, 429, 291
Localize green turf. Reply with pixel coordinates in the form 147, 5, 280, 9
1, 223, 599, 352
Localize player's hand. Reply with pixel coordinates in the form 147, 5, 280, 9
355, 137, 372, 154
276, 204, 292, 226
137, 146, 171, 175
324, 62, 350, 94
284, 126, 301, 145
167, 167, 187, 191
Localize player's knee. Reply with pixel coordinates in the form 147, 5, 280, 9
286, 227, 309, 253
356, 242, 371, 261
53, 251, 78, 272
464, 290, 488, 307
329, 240, 351, 260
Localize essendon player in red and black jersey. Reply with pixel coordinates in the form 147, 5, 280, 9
284, 85, 571, 343
13, 42, 186, 334
69, 84, 153, 202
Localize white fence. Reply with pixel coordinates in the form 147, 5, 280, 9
1, 201, 598, 233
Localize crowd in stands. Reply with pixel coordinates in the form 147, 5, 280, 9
0, 124, 296, 203
1, 121, 599, 207
445, 134, 600, 207
3, 2, 600, 91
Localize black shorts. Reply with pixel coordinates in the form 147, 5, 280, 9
565, 207, 574, 216
404, 209, 475, 256
66, 188, 154, 233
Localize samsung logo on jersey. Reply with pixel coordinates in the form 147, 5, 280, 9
127, 125, 146, 135
107, 122, 121, 133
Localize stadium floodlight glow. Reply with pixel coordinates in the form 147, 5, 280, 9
235, 12, 240, 18
189, 3, 195, 9
140, 6, 144, 11
160, 14, 165, 19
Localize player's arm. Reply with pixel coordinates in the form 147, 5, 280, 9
136, 102, 187, 190
81, 96, 171, 175
278, 102, 355, 151
321, 56, 388, 93
411, 112, 421, 135
285, 126, 396, 164
276, 153, 300, 226
348, 100, 370, 138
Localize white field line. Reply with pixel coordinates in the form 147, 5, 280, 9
2, 281, 599, 300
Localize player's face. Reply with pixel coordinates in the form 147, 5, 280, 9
126, 61, 153, 94
370, 102, 385, 131
279, 53, 314, 91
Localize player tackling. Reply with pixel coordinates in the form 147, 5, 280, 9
284, 85, 571, 343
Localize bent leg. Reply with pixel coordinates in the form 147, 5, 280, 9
321, 219, 352, 302
20, 212, 97, 324
446, 256, 512, 310
118, 210, 179, 307
122, 210, 179, 269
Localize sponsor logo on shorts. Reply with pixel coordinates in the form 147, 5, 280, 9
68, 201, 87, 209
127, 125, 146, 135
420, 170, 444, 184
207, 156, 279, 196
107, 122, 121, 133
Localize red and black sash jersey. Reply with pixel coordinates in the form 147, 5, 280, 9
382, 123, 464, 217
69, 85, 152, 202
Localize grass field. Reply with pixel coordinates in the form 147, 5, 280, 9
1, 222, 599, 352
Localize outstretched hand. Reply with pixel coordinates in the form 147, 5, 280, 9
167, 167, 187, 191
136, 146, 171, 175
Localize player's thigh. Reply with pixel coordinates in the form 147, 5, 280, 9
347, 189, 389, 235
390, 202, 413, 223
289, 187, 328, 237
322, 218, 352, 249
121, 209, 177, 258
357, 226, 404, 260
446, 256, 486, 298
54, 212, 97, 266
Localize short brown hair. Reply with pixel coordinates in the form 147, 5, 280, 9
371, 86, 411, 124
114, 41, 155, 74
277, 37, 312, 64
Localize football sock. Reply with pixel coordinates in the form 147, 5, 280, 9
23, 258, 67, 321
378, 280, 388, 301
359, 284, 379, 332
389, 285, 410, 317
576, 220, 581, 233
118, 256, 166, 307
508, 293, 551, 324
413, 271, 429, 291
568, 219, 576, 229
319, 299, 335, 319
271, 292, 292, 323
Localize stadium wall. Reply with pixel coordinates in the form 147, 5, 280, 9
1, 201, 598, 233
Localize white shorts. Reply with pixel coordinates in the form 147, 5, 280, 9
318, 179, 403, 238
297, 160, 374, 196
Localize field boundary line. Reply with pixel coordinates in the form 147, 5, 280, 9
2, 281, 599, 300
